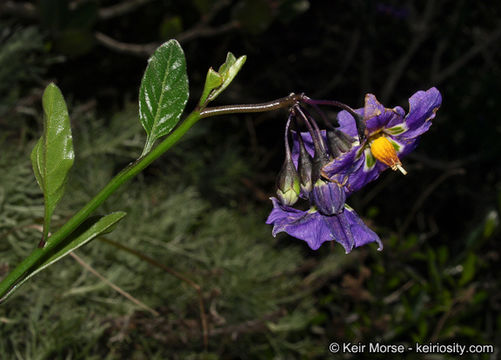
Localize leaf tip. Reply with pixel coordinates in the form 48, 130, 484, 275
44, 82, 60, 93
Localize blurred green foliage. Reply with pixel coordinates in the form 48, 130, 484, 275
0, 0, 500, 359
0, 24, 46, 118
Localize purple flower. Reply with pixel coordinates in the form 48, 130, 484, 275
266, 198, 382, 253
299, 88, 442, 195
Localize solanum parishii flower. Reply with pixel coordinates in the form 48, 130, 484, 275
322, 88, 442, 194
296, 88, 442, 195
266, 197, 382, 252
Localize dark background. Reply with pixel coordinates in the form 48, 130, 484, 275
0, 0, 499, 359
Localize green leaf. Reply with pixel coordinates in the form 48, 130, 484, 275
139, 40, 189, 155
31, 83, 74, 241
218, 52, 237, 74
206, 53, 246, 103
0, 212, 126, 303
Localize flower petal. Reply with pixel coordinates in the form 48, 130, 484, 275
323, 147, 385, 196
266, 198, 332, 250
400, 87, 442, 140
337, 108, 362, 138
344, 206, 383, 250
364, 94, 406, 133
346, 149, 386, 194
322, 144, 360, 178
266, 198, 382, 252
322, 211, 355, 253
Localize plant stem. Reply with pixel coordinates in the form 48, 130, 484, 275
199, 93, 304, 118
0, 110, 202, 301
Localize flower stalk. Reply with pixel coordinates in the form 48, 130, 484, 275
199, 93, 305, 118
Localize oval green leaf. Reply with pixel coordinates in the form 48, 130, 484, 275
0, 212, 126, 303
31, 83, 75, 241
139, 39, 189, 155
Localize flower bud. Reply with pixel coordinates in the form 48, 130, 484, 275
297, 134, 314, 194
310, 180, 346, 215
276, 156, 301, 206
308, 131, 330, 184
326, 129, 353, 157
311, 150, 330, 185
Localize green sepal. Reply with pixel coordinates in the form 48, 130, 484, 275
218, 52, 238, 74
0, 212, 126, 303
31, 83, 75, 242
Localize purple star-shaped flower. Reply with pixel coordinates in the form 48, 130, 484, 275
295, 88, 442, 195
324, 87, 442, 194
266, 198, 382, 253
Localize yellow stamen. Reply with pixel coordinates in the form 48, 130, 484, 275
369, 136, 407, 175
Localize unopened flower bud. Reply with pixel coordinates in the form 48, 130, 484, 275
305, 130, 330, 184
297, 134, 314, 194
326, 129, 353, 158
311, 150, 330, 185
310, 180, 346, 215
276, 156, 301, 205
